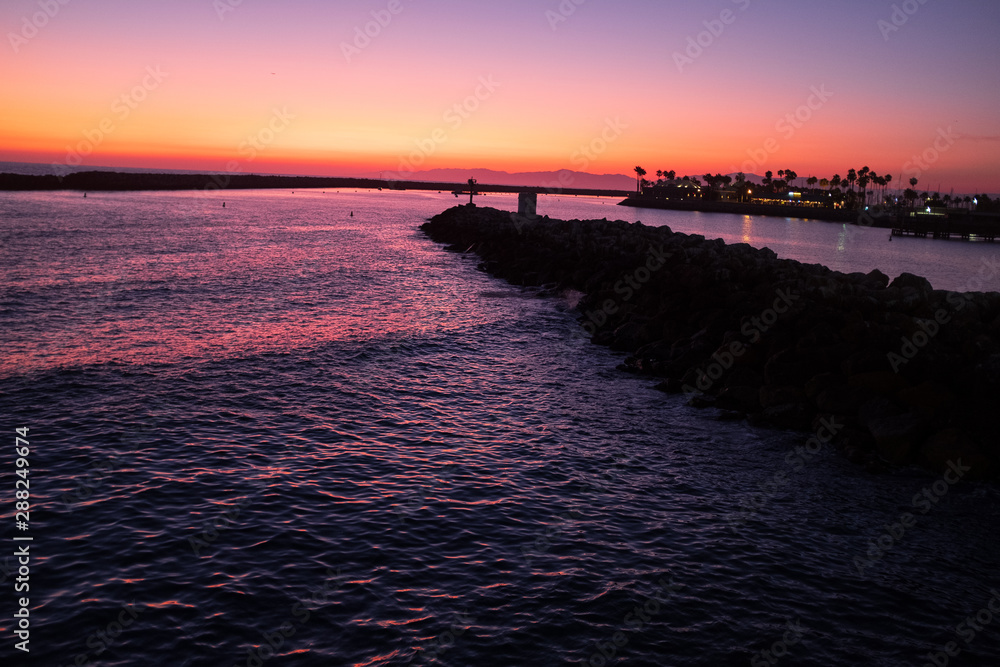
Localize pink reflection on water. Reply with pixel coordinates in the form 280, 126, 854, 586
2, 190, 486, 375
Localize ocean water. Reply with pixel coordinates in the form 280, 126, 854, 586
1, 189, 999, 666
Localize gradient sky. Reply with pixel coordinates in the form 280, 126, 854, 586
3, 0, 999, 192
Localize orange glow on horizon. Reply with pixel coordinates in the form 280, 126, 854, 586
3, 2, 998, 192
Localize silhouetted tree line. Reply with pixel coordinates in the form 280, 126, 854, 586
633, 165, 996, 213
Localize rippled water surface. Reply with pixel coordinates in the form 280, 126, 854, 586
1, 190, 999, 666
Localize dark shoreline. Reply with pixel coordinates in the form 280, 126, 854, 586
422, 204, 1000, 480
619, 194, 1000, 235
0, 170, 630, 198
618, 194, 865, 224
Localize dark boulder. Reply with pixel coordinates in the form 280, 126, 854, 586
867, 412, 927, 464
889, 272, 934, 293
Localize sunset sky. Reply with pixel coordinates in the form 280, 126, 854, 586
3, 0, 999, 192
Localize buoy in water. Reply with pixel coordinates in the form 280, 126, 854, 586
350, 211, 354, 217
223, 202, 226, 208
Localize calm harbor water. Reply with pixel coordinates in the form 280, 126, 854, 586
1, 189, 999, 666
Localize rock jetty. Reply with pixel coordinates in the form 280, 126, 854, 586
422, 205, 1000, 479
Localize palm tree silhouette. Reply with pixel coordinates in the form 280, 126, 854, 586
634, 166, 646, 193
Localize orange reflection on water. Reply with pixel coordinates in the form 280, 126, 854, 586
146, 600, 195, 609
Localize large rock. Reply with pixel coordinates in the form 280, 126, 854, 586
759, 385, 804, 408
815, 384, 868, 414
858, 397, 903, 430
896, 381, 956, 417
848, 371, 909, 396
756, 403, 812, 430
764, 350, 806, 386
890, 272, 934, 294
717, 385, 762, 412
841, 349, 891, 376
804, 372, 843, 399
864, 268, 890, 289
867, 412, 926, 464
610, 321, 646, 352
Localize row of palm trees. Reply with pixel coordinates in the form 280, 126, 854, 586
634, 165, 908, 208
912, 192, 992, 210
825, 167, 896, 207
634, 164, 997, 211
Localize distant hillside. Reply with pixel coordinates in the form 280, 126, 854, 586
390, 168, 635, 191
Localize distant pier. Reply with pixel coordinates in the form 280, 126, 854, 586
891, 215, 1000, 242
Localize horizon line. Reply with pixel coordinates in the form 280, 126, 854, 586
2, 160, 998, 197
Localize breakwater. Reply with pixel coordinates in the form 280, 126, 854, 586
423, 205, 1000, 479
